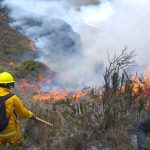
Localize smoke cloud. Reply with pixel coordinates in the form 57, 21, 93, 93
1, 0, 150, 89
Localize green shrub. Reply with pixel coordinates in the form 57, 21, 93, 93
14, 60, 44, 80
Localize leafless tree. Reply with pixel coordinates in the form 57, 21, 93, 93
102, 47, 136, 129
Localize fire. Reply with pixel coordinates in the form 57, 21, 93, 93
72, 91, 85, 100
131, 74, 144, 95
19, 80, 37, 91
129, 65, 150, 107
32, 90, 85, 101
32, 89, 68, 101
17, 64, 150, 104
38, 74, 51, 85
18, 76, 85, 101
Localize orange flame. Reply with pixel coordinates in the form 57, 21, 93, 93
72, 91, 85, 100
18, 78, 85, 101
32, 90, 85, 101
130, 65, 150, 107
19, 80, 37, 91
32, 89, 68, 101
131, 74, 144, 95
38, 74, 51, 85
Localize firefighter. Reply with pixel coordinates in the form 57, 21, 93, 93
0, 72, 35, 146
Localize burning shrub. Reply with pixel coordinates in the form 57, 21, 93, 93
16, 48, 137, 150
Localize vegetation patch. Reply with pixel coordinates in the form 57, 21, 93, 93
14, 60, 45, 81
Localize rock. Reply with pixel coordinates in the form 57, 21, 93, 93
4, 30, 8, 34
27, 145, 42, 150
88, 141, 113, 150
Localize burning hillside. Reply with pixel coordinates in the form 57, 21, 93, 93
16, 60, 150, 103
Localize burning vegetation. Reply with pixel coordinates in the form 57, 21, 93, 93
1, 0, 150, 149
129, 65, 150, 109
22, 48, 147, 150
18, 77, 86, 102
16, 48, 150, 108
2, 47, 150, 149
2, 2, 150, 149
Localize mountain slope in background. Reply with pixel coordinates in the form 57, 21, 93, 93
0, 11, 36, 64
0, 11, 51, 82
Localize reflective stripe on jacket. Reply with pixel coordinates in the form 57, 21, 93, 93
0, 130, 17, 138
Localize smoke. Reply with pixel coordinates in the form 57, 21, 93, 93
1, 0, 150, 89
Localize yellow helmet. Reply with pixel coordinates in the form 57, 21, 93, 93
0, 72, 15, 84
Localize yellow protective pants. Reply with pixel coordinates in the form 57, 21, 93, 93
0, 129, 24, 146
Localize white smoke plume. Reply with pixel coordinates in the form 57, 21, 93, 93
1, 0, 150, 89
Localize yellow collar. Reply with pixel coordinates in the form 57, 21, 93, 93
0, 87, 12, 96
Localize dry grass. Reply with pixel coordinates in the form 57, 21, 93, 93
7, 86, 138, 150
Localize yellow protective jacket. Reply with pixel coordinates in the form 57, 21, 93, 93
0, 87, 33, 145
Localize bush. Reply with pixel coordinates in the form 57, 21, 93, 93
14, 60, 44, 80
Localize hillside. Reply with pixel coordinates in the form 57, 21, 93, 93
0, 2, 149, 150
0, 12, 51, 82
0, 12, 37, 62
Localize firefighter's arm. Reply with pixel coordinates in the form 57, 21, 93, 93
14, 95, 33, 118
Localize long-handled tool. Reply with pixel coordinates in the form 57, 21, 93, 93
34, 116, 53, 127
